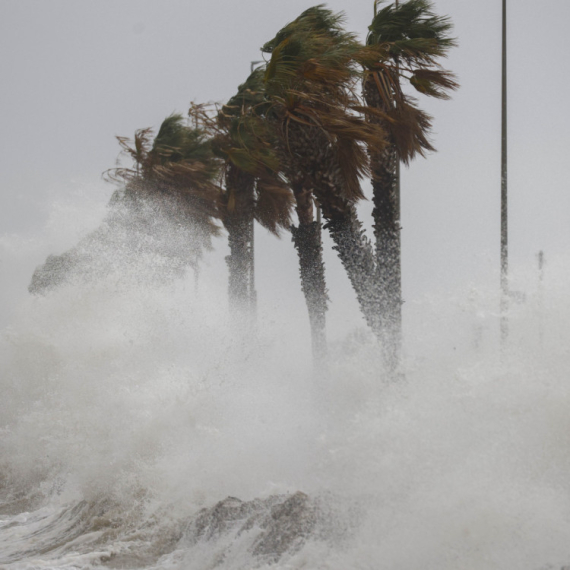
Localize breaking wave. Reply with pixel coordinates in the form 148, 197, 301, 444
2, 192, 570, 569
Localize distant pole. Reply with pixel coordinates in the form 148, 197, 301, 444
500, 0, 509, 345
249, 60, 262, 326
250, 215, 257, 322
537, 251, 545, 349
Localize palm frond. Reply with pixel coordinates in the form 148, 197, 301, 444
361, 0, 458, 161
409, 68, 459, 99
262, 5, 348, 54
368, 0, 456, 53
364, 0, 458, 97
105, 113, 224, 240
254, 175, 294, 235
259, 5, 391, 208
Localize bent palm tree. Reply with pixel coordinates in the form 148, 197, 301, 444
196, 74, 294, 321
31, 115, 221, 294
361, 0, 458, 365
107, 114, 222, 272
202, 63, 331, 360
262, 6, 388, 340
228, 65, 331, 360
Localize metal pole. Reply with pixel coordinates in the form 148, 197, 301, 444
537, 251, 544, 349
250, 214, 257, 321
500, 0, 509, 345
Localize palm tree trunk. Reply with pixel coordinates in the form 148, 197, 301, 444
370, 142, 402, 368
364, 77, 402, 369
279, 121, 382, 345
319, 200, 382, 338
290, 182, 328, 361
224, 164, 255, 318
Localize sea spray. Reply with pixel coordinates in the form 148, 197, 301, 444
2, 194, 570, 568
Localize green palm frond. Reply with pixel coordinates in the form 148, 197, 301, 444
263, 5, 361, 93
211, 69, 295, 235
105, 113, 224, 239
368, 0, 456, 55
219, 68, 268, 127
361, 0, 458, 160
152, 113, 187, 158
262, 5, 347, 54
257, 5, 393, 209
364, 0, 459, 94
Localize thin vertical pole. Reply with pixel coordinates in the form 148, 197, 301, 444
537, 250, 544, 349
250, 215, 257, 321
500, 0, 509, 345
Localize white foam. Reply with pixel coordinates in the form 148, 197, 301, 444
2, 192, 570, 569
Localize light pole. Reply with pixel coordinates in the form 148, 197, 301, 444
500, 0, 508, 345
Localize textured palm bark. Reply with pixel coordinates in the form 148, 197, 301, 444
279, 120, 383, 341
290, 182, 328, 360
322, 206, 382, 338
224, 164, 256, 317
364, 76, 402, 367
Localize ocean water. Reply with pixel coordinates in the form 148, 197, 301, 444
2, 193, 570, 569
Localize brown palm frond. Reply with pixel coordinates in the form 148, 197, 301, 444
410, 68, 459, 99
334, 137, 369, 202
389, 96, 434, 163
254, 175, 294, 234
358, 91, 435, 163
105, 113, 224, 245
103, 166, 137, 185
116, 128, 153, 164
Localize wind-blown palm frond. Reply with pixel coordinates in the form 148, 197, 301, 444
262, 5, 346, 54
361, 0, 458, 161
254, 174, 293, 234
206, 71, 294, 237
262, 5, 387, 207
105, 114, 224, 252
368, 0, 456, 60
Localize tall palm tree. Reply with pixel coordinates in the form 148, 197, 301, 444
261, 6, 388, 340
197, 74, 294, 321
204, 64, 331, 360
229, 65, 331, 360
361, 0, 458, 364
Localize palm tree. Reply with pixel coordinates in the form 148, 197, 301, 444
261, 6, 388, 341
30, 115, 222, 295
230, 65, 331, 360
361, 0, 458, 364
203, 63, 331, 360
107, 114, 223, 272
196, 74, 294, 321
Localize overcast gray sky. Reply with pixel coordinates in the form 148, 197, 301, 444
1, 0, 569, 315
